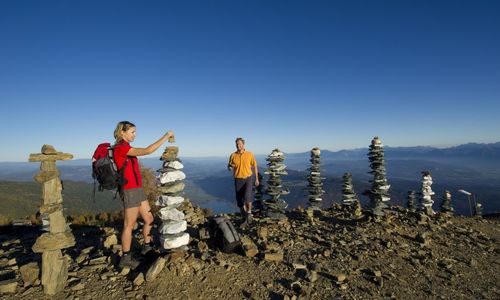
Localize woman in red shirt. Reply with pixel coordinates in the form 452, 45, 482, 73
113, 121, 174, 269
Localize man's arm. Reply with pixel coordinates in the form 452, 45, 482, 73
227, 153, 234, 171
252, 155, 259, 186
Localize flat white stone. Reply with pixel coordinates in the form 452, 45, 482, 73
158, 207, 185, 221
156, 195, 185, 207
159, 220, 187, 235
157, 170, 186, 184
160, 232, 190, 249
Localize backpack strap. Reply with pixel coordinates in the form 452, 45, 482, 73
110, 144, 129, 197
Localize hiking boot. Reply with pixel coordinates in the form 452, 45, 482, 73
119, 254, 140, 269
239, 220, 249, 229
246, 213, 254, 224
141, 243, 154, 255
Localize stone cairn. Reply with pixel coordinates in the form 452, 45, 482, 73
366, 136, 391, 216
440, 190, 454, 214
474, 202, 483, 217
263, 148, 289, 220
341, 172, 362, 217
306, 147, 325, 210
420, 171, 435, 215
252, 173, 265, 214
406, 190, 418, 212
155, 146, 190, 251
29, 145, 75, 295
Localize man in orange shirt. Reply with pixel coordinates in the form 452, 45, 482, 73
228, 137, 259, 227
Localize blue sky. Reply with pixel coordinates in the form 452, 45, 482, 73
1, 0, 499, 161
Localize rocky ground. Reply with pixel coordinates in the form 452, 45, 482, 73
0, 204, 499, 300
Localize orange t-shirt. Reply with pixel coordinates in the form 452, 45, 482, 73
228, 150, 257, 179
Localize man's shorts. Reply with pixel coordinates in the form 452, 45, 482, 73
234, 176, 254, 208
121, 187, 146, 209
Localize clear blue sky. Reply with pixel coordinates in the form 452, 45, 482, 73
1, 0, 499, 161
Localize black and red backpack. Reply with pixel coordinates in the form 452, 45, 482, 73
92, 143, 128, 197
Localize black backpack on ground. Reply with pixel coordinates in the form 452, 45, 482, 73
209, 216, 241, 253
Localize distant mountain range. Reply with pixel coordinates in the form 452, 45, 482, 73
1, 141, 499, 218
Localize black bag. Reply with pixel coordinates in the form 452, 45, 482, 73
91, 143, 128, 198
209, 216, 241, 253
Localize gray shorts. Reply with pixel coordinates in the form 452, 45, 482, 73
234, 176, 254, 208
121, 188, 146, 209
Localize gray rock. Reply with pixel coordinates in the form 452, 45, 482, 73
145, 257, 166, 282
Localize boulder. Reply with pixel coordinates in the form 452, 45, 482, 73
145, 257, 166, 282
20, 262, 39, 287
0, 279, 17, 294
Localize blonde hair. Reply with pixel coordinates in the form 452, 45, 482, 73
114, 121, 136, 143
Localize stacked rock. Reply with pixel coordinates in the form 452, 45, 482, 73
366, 136, 391, 216
474, 202, 483, 217
29, 145, 75, 295
420, 171, 435, 215
252, 173, 265, 214
306, 147, 325, 209
440, 190, 454, 213
263, 149, 289, 219
155, 146, 189, 251
341, 172, 362, 217
406, 190, 418, 212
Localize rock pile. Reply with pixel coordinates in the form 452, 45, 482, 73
407, 190, 417, 212
28, 145, 76, 295
420, 171, 435, 215
253, 173, 265, 213
474, 202, 483, 217
155, 146, 189, 251
341, 172, 362, 217
440, 190, 454, 213
366, 137, 391, 216
306, 147, 325, 209
263, 149, 289, 220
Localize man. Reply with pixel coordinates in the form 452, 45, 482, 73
228, 137, 259, 227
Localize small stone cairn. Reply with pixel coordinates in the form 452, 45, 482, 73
406, 190, 418, 212
29, 145, 75, 295
341, 172, 362, 217
155, 145, 189, 251
306, 147, 325, 210
263, 148, 289, 220
474, 202, 483, 217
440, 190, 454, 214
366, 136, 391, 216
420, 171, 435, 215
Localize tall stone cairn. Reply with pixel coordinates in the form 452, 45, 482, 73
440, 190, 454, 214
406, 190, 418, 212
155, 146, 190, 251
263, 148, 289, 220
306, 147, 325, 209
366, 136, 391, 216
253, 173, 265, 214
29, 145, 75, 295
420, 171, 435, 215
341, 172, 362, 217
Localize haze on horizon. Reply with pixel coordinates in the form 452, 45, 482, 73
1, 0, 499, 162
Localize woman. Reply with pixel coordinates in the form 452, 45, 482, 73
113, 121, 174, 268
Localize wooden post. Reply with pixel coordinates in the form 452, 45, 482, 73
29, 145, 75, 295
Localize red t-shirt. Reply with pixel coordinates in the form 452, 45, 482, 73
113, 141, 142, 190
